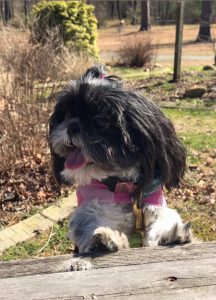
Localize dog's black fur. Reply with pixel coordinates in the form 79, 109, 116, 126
49, 66, 186, 191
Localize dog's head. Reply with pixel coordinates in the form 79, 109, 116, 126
48, 66, 186, 189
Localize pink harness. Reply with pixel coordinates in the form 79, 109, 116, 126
77, 180, 167, 207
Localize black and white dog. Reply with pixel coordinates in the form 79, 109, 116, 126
49, 66, 192, 253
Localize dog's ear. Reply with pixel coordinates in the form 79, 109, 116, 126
48, 109, 66, 185
50, 149, 65, 185
123, 91, 186, 190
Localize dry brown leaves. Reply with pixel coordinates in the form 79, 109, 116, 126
168, 150, 215, 204
166, 150, 216, 240
0, 153, 68, 227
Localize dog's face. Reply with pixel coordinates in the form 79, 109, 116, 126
49, 66, 186, 188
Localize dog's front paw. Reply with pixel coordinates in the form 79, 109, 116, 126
143, 204, 160, 227
86, 227, 129, 253
143, 239, 159, 247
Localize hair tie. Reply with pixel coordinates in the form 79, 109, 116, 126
99, 74, 106, 79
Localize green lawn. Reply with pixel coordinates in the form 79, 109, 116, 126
112, 66, 204, 80
1, 108, 216, 260
164, 109, 216, 242
165, 109, 216, 151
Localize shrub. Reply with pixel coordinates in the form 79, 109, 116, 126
0, 28, 94, 172
32, 1, 98, 56
3, 28, 94, 86
119, 34, 152, 68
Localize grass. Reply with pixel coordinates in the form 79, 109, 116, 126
165, 109, 216, 149
112, 65, 203, 76
111, 66, 215, 88
160, 82, 175, 91
165, 109, 216, 242
1, 221, 73, 261
1, 108, 215, 260
112, 66, 172, 80
165, 109, 216, 166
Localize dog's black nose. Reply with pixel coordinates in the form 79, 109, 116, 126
67, 122, 80, 135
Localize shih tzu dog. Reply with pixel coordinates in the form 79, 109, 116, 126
48, 66, 192, 253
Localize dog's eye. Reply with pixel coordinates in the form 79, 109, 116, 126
65, 113, 77, 121
65, 113, 71, 120
95, 118, 110, 130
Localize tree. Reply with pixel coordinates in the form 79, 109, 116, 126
140, 0, 151, 31
109, 1, 115, 19
128, 1, 137, 25
24, 0, 30, 24
159, 1, 170, 25
196, 0, 212, 42
116, 1, 122, 20
0, 0, 13, 25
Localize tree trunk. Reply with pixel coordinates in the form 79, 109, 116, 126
196, 0, 211, 42
24, 0, 30, 24
160, 1, 166, 25
121, 2, 128, 19
110, 2, 115, 19
129, 1, 137, 25
165, 1, 170, 23
116, 1, 122, 20
1, 0, 13, 25
140, 0, 151, 31
133, 1, 137, 24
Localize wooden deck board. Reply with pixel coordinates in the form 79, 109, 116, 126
0, 242, 215, 299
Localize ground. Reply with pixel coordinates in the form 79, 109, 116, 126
123, 68, 216, 108
165, 109, 216, 242
1, 93, 216, 261
0, 24, 216, 260
99, 23, 216, 66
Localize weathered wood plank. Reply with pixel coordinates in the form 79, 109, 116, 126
0, 257, 215, 299
0, 242, 215, 279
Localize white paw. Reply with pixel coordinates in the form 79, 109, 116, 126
143, 205, 160, 227
143, 239, 159, 247
84, 227, 129, 253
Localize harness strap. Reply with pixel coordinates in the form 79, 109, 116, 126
101, 176, 121, 192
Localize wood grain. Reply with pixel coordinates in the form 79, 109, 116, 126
0, 257, 215, 299
0, 242, 215, 279
0, 242, 215, 299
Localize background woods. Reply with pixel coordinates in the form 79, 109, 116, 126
0, 1, 215, 30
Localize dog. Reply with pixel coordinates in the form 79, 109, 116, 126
48, 66, 192, 253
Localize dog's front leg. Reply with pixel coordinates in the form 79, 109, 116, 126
142, 205, 193, 247
69, 200, 130, 253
